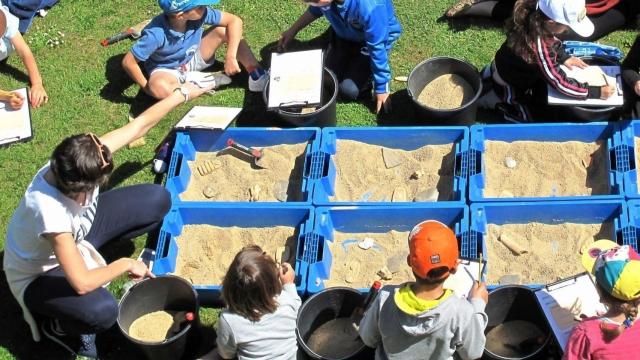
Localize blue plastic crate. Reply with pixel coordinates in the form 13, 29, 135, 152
469, 123, 624, 202
618, 120, 640, 199
470, 200, 630, 288
152, 205, 314, 305
621, 200, 640, 251
306, 204, 469, 294
312, 126, 469, 205
165, 128, 321, 205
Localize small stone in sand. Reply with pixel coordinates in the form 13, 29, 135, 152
202, 186, 217, 198
414, 188, 439, 202
392, 187, 407, 202
249, 184, 262, 202
504, 157, 517, 169
411, 170, 425, 180
377, 266, 393, 280
273, 180, 288, 202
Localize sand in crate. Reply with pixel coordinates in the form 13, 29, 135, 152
486, 222, 613, 284
325, 231, 413, 288
484, 140, 609, 198
331, 140, 455, 202
182, 143, 307, 202
175, 225, 297, 285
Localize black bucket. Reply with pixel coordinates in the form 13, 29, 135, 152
263, 67, 338, 128
117, 275, 199, 360
484, 286, 551, 360
407, 57, 482, 126
297, 287, 368, 360
556, 55, 622, 122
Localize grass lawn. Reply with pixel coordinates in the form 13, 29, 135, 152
0, 0, 635, 358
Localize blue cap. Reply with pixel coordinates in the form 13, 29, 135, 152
158, 0, 219, 13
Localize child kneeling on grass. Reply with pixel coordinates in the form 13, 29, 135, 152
122, 0, 268, 101
564, 240, 640, 360
215, 245, 301, 360
482, 0, 615, 123
358, 220, 489, 360
1, 5, 47, 108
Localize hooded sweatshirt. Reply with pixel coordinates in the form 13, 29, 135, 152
359, 284, 488, 360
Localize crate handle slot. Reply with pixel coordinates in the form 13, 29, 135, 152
455, 153, 463, 177
168, 151, 184, 179
157, 231, 171, 259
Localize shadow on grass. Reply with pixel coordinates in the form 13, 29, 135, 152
0, 61, 30, 84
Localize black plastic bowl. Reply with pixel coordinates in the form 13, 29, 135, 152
407, 57, 482, 126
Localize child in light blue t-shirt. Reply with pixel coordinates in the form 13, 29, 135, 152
122, 0, 268, 101
1, 5, 47, 108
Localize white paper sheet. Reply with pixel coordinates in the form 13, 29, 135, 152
268, 49, 323, 109
444, 259, 484, 299
534, 273, 607, 352
547, 65, 623, 106
174, 106, 241, 130
0, 88, 32, 146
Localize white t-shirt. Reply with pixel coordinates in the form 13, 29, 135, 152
216, 283, 301, 360
0, 6, 19, 61
3, 163, 106, 341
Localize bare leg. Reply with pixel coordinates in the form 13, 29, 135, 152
199, 26, 261, 71
146, 71, 181, 99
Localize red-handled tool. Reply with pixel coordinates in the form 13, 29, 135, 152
100, 19, 151, 47
226, 138, 268, 169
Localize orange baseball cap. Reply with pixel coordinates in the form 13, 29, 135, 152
408, 220, 459, 279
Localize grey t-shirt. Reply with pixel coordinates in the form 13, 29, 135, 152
216, 283, 301, 360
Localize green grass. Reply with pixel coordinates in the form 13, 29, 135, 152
0, 0, 635, 358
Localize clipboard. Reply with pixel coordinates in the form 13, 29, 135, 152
547, 65, 624, 107
0, 88, 33, 147
267, 49, 323, 110
533, 272, 607, 353
443, 257, 486, 298
174, 106, 241, 131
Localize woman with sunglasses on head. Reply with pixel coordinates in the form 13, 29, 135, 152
3, 81, 212, 359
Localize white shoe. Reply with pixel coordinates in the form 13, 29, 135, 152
248, 70, 269, 92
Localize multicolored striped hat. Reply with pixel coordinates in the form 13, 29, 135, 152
582, 240, 640, 301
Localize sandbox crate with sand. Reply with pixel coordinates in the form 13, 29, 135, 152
470, 201, 631, 287
618, 120, 640, 198
152, 205, 314, 304
164, 128, 321, 205
468, 123, 625, 202
311, 127, 469, 205
304, 205, 469, 294
624, 200, 640, 251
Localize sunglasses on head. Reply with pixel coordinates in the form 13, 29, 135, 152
86, 133, 110, 169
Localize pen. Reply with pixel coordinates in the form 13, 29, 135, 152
602, 73, 609, 87
478, 253, 483, 283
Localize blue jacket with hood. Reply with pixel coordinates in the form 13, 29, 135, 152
307, 0, 402, 94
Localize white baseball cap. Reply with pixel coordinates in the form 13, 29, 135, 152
538, 0, 594, 37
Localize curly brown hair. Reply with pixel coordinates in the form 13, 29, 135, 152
505, 0, 556, 64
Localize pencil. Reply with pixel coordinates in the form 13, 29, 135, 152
602, 73, 609, 87
478, 253, 483, 283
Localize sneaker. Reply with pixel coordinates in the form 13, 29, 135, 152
445, 0, 477, 17
41, 319, 98, 359
186, 71, 232, 90
248, 68, 269, 92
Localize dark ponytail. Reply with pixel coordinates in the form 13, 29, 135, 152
50, 134, 114, 195
505, 0, 555, 63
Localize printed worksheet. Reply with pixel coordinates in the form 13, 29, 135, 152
0, 88, 32, 146
444, 259, 484, 299
534, 273, 607, 352
268, 49, 323, 109
174, 106, 241, 130
547, 65, 623, 106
